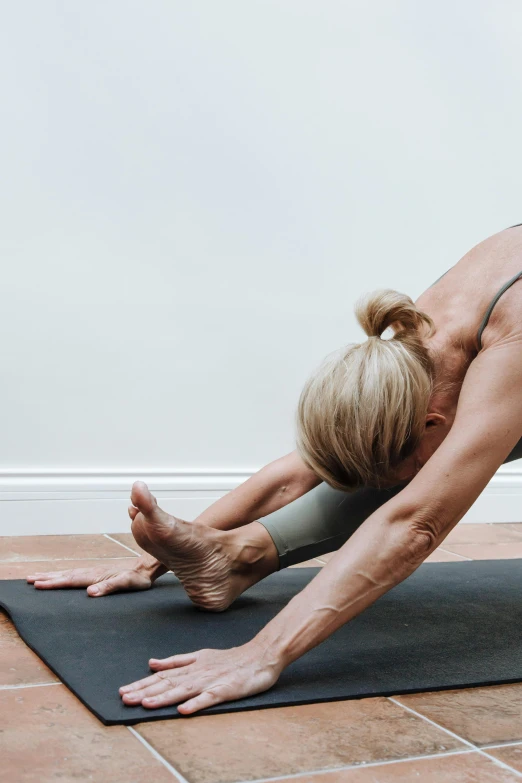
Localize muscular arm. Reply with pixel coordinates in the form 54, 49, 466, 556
193, 451, 321, 530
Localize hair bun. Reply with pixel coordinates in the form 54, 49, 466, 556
355, 288, 434, 339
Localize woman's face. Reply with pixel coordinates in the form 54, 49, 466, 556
391, 412, 451, 484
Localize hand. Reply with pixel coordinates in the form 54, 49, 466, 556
26, 557, 164, 597
119, 643, 283, 715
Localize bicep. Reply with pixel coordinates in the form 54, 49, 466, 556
391, 343, 522, 539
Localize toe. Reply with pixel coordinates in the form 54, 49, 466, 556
130, 481, 177, 545
131, 481, 157, 515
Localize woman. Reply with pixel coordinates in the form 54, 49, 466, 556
28, 223, 522, 716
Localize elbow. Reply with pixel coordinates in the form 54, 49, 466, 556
398, 514, 441, 568
386, 496, 447, 567
408, 522, 438, 562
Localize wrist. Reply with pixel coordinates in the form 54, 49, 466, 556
247, 592, 325, 670
245, 633, 288, 676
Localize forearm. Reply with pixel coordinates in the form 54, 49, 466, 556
249, 509, 433, 668
192, 452, 320, 531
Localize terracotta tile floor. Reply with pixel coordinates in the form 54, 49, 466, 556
0, 524, 521, 782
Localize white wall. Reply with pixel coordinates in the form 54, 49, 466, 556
1, 1, 521, 534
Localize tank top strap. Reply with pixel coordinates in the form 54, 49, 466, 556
477, 271, 522, 349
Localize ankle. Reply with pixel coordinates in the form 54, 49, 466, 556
230, 523, 279, 574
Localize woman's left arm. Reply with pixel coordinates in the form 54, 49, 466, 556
120, 343, 522, 714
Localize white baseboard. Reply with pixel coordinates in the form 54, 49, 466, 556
0, 468, 254, 496
0, 466, 521, 536
0, 497, 226, 536
0, 469, 251, 536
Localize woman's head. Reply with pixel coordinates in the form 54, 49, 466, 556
296, 289, 437, 491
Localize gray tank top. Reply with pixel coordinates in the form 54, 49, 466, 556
476, 269, 522, 349
431, 223, 522, 350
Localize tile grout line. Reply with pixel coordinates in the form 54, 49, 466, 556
232, 748, 475, 783
388, 697, 522, 779
435, 547, 472, 561
3, 682, 515, 781
103, 533, 140, 555
483, 740, 522, 750
8, 556, 136, 563
0, 681, 63, 690
127, 726, 190, 783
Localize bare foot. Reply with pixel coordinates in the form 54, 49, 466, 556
128, 482, 278, 612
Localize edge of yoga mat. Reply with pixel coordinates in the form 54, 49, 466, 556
5, 590, 522, 727
1, 561, 522, 725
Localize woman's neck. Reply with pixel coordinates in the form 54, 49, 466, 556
426, 328, 468, 421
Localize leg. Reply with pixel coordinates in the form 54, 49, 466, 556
129, 482, 279, 612
258, 481, 406, 568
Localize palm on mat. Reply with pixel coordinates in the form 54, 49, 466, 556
26, 563, 153, 596
119, 647, 281, 714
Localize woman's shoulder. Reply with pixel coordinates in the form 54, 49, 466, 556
420, 227, 522, 355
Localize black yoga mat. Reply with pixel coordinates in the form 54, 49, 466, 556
1, 560, 521, 725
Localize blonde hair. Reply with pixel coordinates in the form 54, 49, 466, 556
296, 289, 436, 491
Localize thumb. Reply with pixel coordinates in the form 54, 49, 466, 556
87, 578, 121, 597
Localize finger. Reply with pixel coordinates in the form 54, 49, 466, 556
26, 572, 66, 583
149, 653, 198, 670
178, 690, 222, 715
121, 678, 174, 704
128, 505, 139, 521
120, 672, 164, 695
87, 573, 131, 597
142, 683, 200, 709
88, 579, 116, 597
33, 580, 69, 589
33, 575, 85, 589
90, 570, 151, 596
